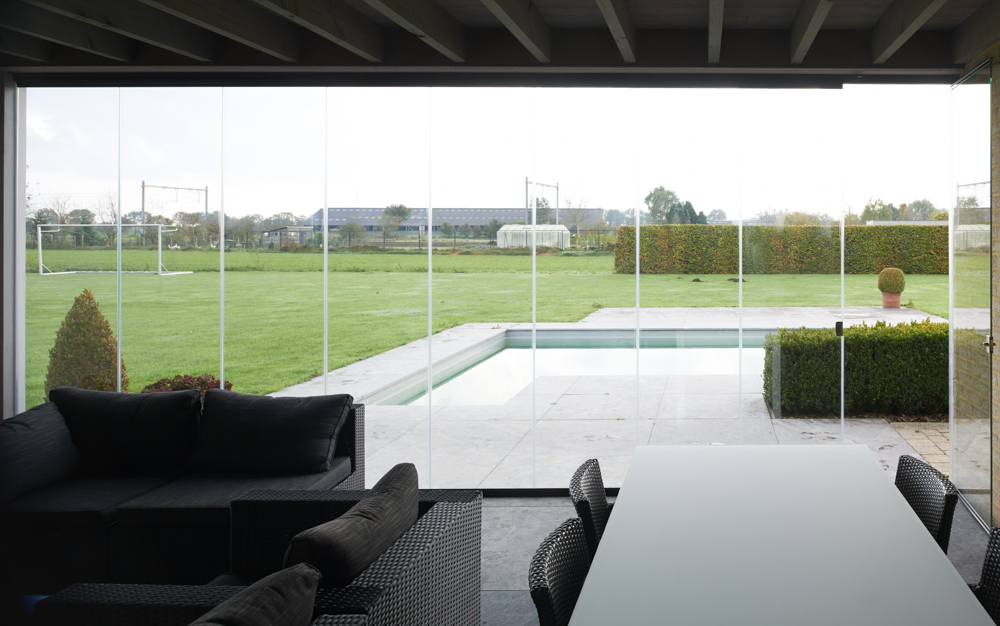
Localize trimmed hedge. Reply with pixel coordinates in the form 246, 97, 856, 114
614, 224, 948, 275
762, 319, 948, 415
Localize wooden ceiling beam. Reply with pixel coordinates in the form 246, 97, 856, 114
481, 0, 551, 63
954, 0, 1000, 65
136, 0, 301, 62
0, 28, 50, 62
871, 0, 948, 64
248, 0, 382, 63
791, 0, 834, 64
362, 0, 466, 62
708, 0, 723, 63
0, 2, 133, 62
21, 0, 216, 62
595, 0, 636, 63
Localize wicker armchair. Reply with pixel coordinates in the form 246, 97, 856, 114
569, 459, 613, 558
970, 527, 1000, 624
34, 490, 481, 626
529, 518, 592, 626
894, 454, 958, 553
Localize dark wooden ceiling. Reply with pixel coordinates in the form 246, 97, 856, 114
1, 0, 998, 87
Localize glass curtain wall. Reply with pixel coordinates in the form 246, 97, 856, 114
951, 61, 993, 523
638, 89, 743, 448
741, 89, 844, 444
120, 89, 222, 396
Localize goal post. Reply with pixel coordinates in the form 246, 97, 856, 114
37, 223, 188, 275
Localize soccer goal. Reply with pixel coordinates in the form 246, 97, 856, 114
36, 223, 192, 276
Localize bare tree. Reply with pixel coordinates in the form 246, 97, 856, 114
92, 194, 120, 247
562, 196, 590, 234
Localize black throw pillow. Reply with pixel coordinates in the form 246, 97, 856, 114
189, 563, 321, 626
193, 390, 353, 474
0, 403, 81, 505
49, 387, 200, 472
283, 463, 419, 586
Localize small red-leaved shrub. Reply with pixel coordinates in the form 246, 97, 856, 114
45, 289, 127, 398
141, 374, 232, 401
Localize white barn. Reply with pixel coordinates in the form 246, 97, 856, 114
497, 225, 571, 249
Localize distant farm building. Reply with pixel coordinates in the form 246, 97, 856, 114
305, 207, 605, 233
261, 226, 313, 247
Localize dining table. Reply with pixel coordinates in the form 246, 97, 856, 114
569, 444, 994, 625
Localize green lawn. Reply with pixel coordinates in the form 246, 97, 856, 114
24, 249, 955, 408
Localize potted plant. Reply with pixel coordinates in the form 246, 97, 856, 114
878, 267, 905, 308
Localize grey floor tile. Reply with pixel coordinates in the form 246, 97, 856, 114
648, 418, 778, 445
481, 505, 574, 591
481, 591, 539, 626
949, 503, 989, 585
664, 374, 764, 394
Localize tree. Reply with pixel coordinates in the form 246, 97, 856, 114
859, 198, 895, 223
664, 200, 698, 224
376, 204, 411, 238
844, 207, 863, 225
440, 221, 455, 237
92, 194, 120, 247
45, 289, 128, 397
458, 222, 472, 239
644, 187, 680, 224
622, 208, 649, 225
604, 209, 627, 226
932, 211, 948, 221
534, 197, 552, 224
472, 224, 483, 238
485, 218, 503, 241
261, 212, 303, 231
340, 221, 364, 245
696, 211, 708, 225
906, 199, 936, 220
67, 208, 95, 246
707, 209, 727, 223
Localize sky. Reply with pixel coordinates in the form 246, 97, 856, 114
23, 82, 991, 224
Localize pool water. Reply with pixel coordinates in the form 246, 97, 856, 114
406, 347, 766, 406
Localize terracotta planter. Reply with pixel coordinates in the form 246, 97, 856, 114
881, 291, 901, 308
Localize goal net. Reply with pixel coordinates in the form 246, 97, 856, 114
36, 223, 191, 275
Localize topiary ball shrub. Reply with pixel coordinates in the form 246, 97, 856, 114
45, 289, 128, 398
141, 374, 232, 401
878, 267, 905, 293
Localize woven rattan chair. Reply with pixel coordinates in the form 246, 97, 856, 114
569, 459, 613, 558
970, 527, 1000, 623
529, 518, 592, 626
895, 454, 958, 553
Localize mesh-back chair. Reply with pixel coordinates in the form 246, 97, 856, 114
569, 459, 613, 559
970, 527, 1000, 623
895, 454, 959, 553
529, 518, 592, 626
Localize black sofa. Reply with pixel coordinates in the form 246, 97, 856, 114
0, 387, 365, 599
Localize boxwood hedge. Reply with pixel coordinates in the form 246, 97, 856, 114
614, 224, 947, 275
762, 319, 948, 416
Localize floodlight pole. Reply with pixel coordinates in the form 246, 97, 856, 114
528, 179, 559, 225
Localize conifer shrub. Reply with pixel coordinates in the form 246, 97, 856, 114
141, 374, 232, 401
45, 289, 127, 398
878, 267, 906, 293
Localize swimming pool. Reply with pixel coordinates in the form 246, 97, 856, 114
398, 329, 771, 406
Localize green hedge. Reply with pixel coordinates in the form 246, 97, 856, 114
762, 319, 948, 415
614, 225, 948, 275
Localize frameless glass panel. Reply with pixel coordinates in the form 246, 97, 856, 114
325, 87, 430, 488
119, 88, 222, 396
741, 89, 842, 445
637, 89, 743, 448
530, 87, 641, 488
425, 87, 533, 488
951, 62, 992, 523
219, 87, 325, 400
24, 88, 121, 407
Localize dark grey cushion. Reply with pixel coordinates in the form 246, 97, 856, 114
190, 563, 321, 626
193, 390, 353, 474
116, 458, 352, 527
49, 387, 201, 472
2, 473, 176, 528
283, 463, 418, 587
0, 403, 81, 506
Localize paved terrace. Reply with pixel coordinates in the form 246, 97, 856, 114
270, 306, 987, 490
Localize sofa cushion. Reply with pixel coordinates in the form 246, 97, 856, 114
49, 387, 201, 472
0, 403, 81, 506
116, 457, 352, 527
193, 390, 353, 474
1, 473, 177, 528
283, 463, 418, 587
190, 563, 321, 626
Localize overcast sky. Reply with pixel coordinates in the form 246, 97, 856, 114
23, 82, 990, 223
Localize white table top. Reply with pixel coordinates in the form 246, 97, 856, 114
569, 445, 993, 626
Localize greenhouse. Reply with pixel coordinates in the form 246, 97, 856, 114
496, 224, 571, 249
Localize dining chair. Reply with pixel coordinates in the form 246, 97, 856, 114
895, 454, 959, 553
569, 458, 613, 558
529, 518, 592, 626
970, 526, 1000, 623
